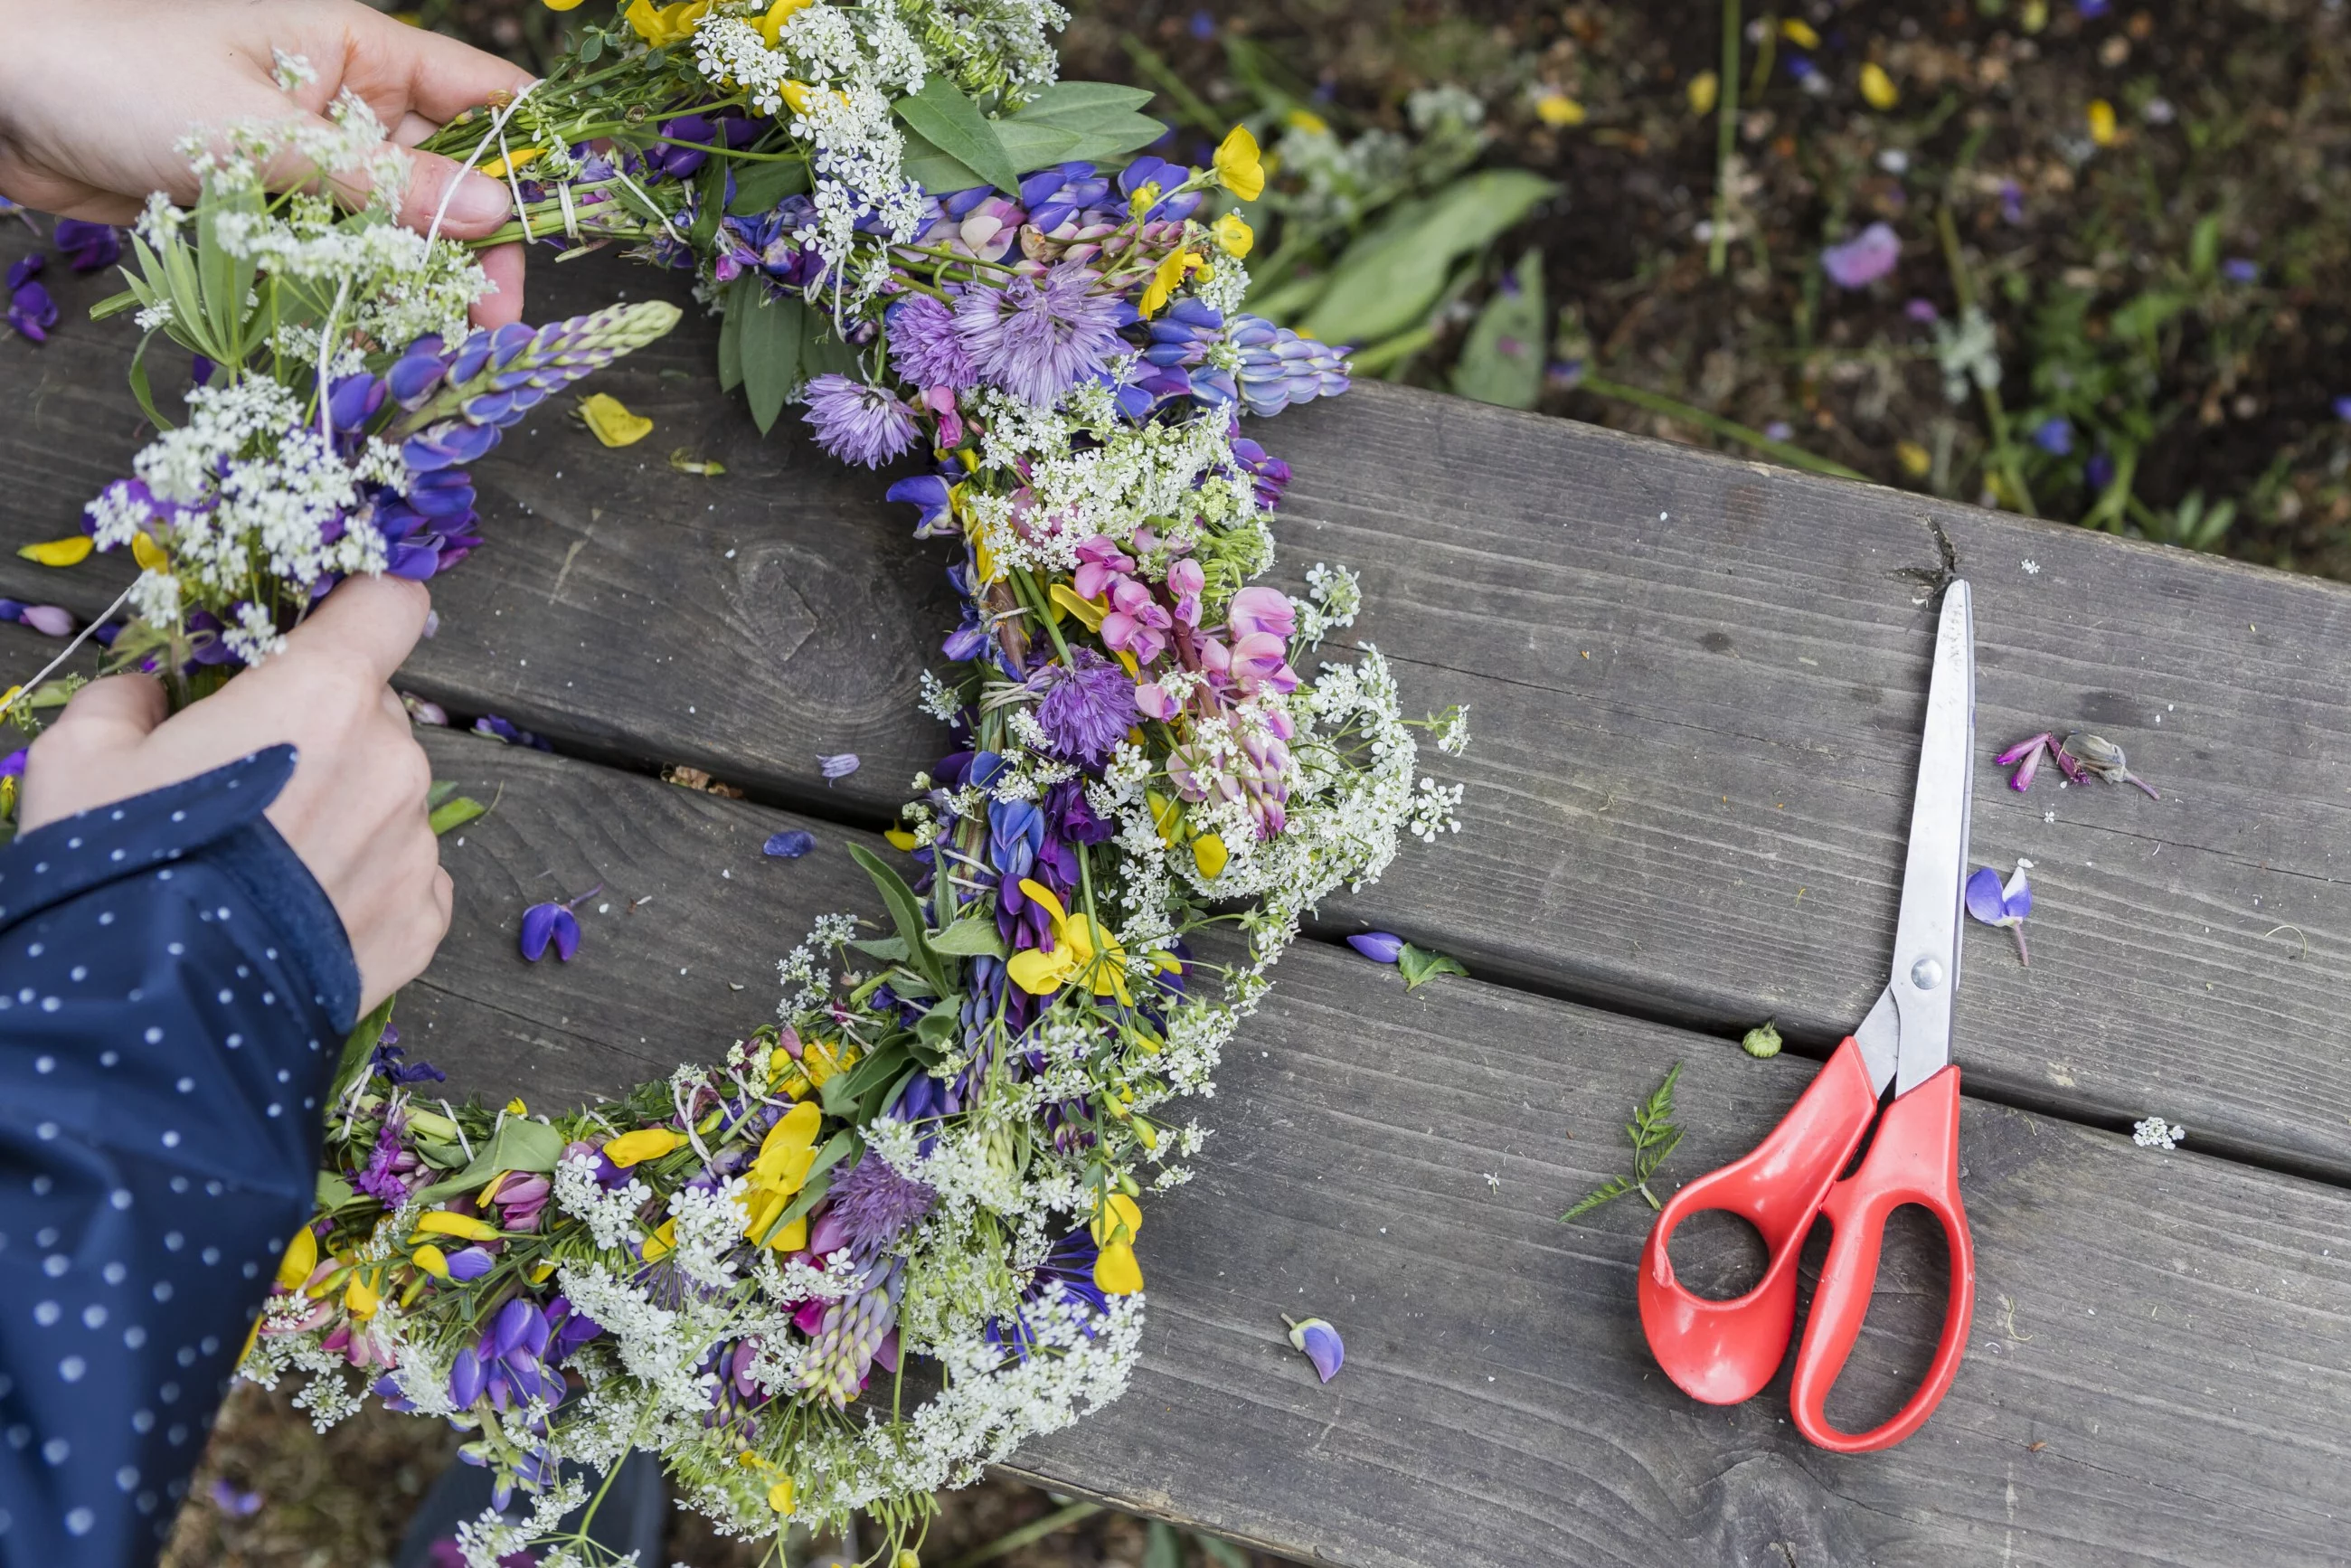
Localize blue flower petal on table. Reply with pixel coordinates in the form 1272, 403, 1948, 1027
817, 752, 860, 781
520, 901, 582, 962
1283, 1316, 1345, 1383
1345, 931, 1405, 964
764, 829, 817, 859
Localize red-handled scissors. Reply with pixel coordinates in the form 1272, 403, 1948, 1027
1639, 579, 1977, 1453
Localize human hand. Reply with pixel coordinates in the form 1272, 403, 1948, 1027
0, 0, 533, 325
19, 576, 453, 1013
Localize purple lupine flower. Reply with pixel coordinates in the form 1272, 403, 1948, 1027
1231, 316, 1351, 417
1346, 931, 1406, 964
1283, 1315, 1345, 1383
1999, 181, 2025, 225
815, 1150, 938, 1258
0, 750, 24, 778
1229, 437, 1291, 507
1031, 647, 1137, 768
368, 1038, 447, 1085
7, 254, 56, 342
763, 829, 816, 857
448, 1346, 486, 1407
2033, 417, 2074, 457
1995, 731, 2056, 792
886, 293, 978, 390
802, 375, 921, 468
52, 219, 121, 273
474, 713, 552, 751
520, 898, 584, 962
401, 420, 501, 472
1965, 863, 2032, 964
954, 263, 1129, 408
1821, 222, 1901, 288
817, 751, 860, 780
885, 472, 956, 537
443, 1247, 495, 1282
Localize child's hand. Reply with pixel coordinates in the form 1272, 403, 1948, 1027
19, 576, 454, 1013
0, 0, 533, 324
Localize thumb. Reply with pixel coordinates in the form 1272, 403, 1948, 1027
15, 674, 169, 832
396, 146, 515, 242
46, 673, 168, 751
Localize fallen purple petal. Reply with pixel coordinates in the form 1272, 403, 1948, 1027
817, 751, 860, 781
18, 604, 74, 638
1345, 931, 1406, 964
1821, 222, 1900, 288
520, 902, 561, 961
1283, 1315, 1345, 1383
763, 829, 817, 858
549, 905, 582, 962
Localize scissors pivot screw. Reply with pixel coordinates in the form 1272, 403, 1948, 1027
1911, 956, 1945, 990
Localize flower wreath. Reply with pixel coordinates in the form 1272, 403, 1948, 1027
10, 4, 1468, 1561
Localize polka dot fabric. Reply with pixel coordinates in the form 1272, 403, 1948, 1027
0, 745, 360, 1566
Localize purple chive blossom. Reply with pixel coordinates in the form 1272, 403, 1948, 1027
1032, 647, 1138, 768
1346, 931, 1406, 964
955, 263, 1129, 408
817, 1151, 939, 1258
1965, 863, 2032, 964
1283, 1315, 1345, 1383
802, 375, 921, 468
886, 292, 978, 389
2032, 417, 2074, 457
763, 829, 816, 858
1995, 731, 2056, 792
520, 884, 599, 963
52, 219, 121, 273
817, 752, 860, 781
1821, 222, 1901, 288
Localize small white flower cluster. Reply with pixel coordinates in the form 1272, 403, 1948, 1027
2132, 1116, 2186, 1150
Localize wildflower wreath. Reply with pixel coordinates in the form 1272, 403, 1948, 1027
6, 4, 1468, 1561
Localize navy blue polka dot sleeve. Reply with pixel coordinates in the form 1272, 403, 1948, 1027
0, 745, 362, 1567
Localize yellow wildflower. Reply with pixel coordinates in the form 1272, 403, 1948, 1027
345, 1271, 381, 1320
603, 1127, 685, 1167
1049, 581, 1109, 630
130, 532, 166, 571
1534, 92, 1585, 128
1139, 248, 1198, 318
17, 536, 91, 567
884, 828, 920, 851
1212, 212, 1254, 258
769, 1478, 798, 1514
1860, 63, 1899, 110
1688, 71, 1719, 117
1213, 125, 1264, 202
543, 0, 589, 9
479, 147, 543, 180
1126, 181, 1162, 222
758, 0, 811, 45
624, 0, 708, 46
2088, 99, 2118, 146
1780, 17, 1821, 48
739, 1100, 823, 1250
413, 1211, 502, 1242
412, 1243, 451, 1280
1093, 1240, 1141, 1295
275, 1226, 317, 1290
641, 1218, 677, 1262
1006, 878, 1133, 1004
1192, 833, 1228, 878
1284, 108, 1328, 136
1895, 440, 1932, 478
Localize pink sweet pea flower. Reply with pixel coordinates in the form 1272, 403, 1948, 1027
1226, 585, 1296, 641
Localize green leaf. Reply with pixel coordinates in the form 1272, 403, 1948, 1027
928, 914, 1009, 958
2189, 213, 2223, 281
726, 156, 812, 215
1011, 81, 1158, 125
1395, 941, 1468, 991
799, 305, 861, 380
898, 128, 987, 196
1451, 249, 1547, 411
316, 1171, 355, 1211
1560, 1063, 1684, 1220
820, 1037, 911, 1119
893, 77, 1022, 195
408, 1115, 568, 1208
1144, 1522, 1184, 1568
716, 278, 748, 393
430, 795, 489, 836
1741, 1020, 1783, 1059
849, 844, 952, 996
1299, 169, 1559, 345
689, 160, 727, 250
848, 935, 912, 963
914, 997, 961, 1051
736, 289, 805, 434
994, 120, 1084, 174
326, 995, 398, 1114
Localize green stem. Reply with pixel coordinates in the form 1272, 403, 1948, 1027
1015, 569, 1073, 665
1575, 373, 1868, 480
942, 1501, 1104, 1568
1709, 0, 1742, 277
1120, 34, 1225, 136
1934, 203, 2036, 516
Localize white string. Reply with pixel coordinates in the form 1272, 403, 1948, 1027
0, 582, 137, 723
608, 164, 687, 248
315, 276, 352, 445
493, 113, 537, 245
422, 78, 543, 252
554, 175, 581, 241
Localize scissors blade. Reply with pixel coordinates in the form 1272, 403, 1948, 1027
1889, 580, 1975, 1097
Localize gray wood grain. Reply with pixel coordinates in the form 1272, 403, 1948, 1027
6, 235, 2351, 1183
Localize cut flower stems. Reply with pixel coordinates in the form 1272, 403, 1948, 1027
0, 4, 1471, 1563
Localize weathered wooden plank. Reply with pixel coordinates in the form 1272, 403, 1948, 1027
199, 725, 2351, 1566
6, 235, 2351, 1182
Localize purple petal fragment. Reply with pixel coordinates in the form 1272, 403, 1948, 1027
763, 829, 817, 858
520, 901, 561, 961
444, 1247, 494, 1281
549, 905, 581, 963
817, 751, 860, 780
1285, 1316, 1345, 1383
1821, 222, 1901, 288
1345, 931, 1406, 964
1964, 866, 2011, 928
448, 1346, 485, 1407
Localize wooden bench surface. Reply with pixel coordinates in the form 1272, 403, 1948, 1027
5, 235, 2351, 1565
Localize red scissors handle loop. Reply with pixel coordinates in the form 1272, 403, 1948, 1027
1638, 1038, 1880, 1406
1788, 1064, 1976, 1453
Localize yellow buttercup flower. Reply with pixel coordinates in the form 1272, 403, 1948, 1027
18, 536, 92, 567
275, 1226, 317, 1289
624, 0, 709, 47
604, 1127, 685, 1167
1213, 125, 1264, 202
1139, 248, 1198, 318
1211, 212, 1253, 258
1006, 879, 1132, 1004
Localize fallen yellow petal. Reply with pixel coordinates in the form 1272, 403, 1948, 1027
580, 392, 655, 448
2087, 99, 2118, 147
1860, 63, 1899, 111
884, 828, 919, 851
1780, 17, 1820, 48
1534, 92, 1585, 128
1687, 71, 1719, 117
18, 535, 92, 568
1895, 440, 1932, 478
604, 1128, 685, 1167
130, 532, 167, 571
